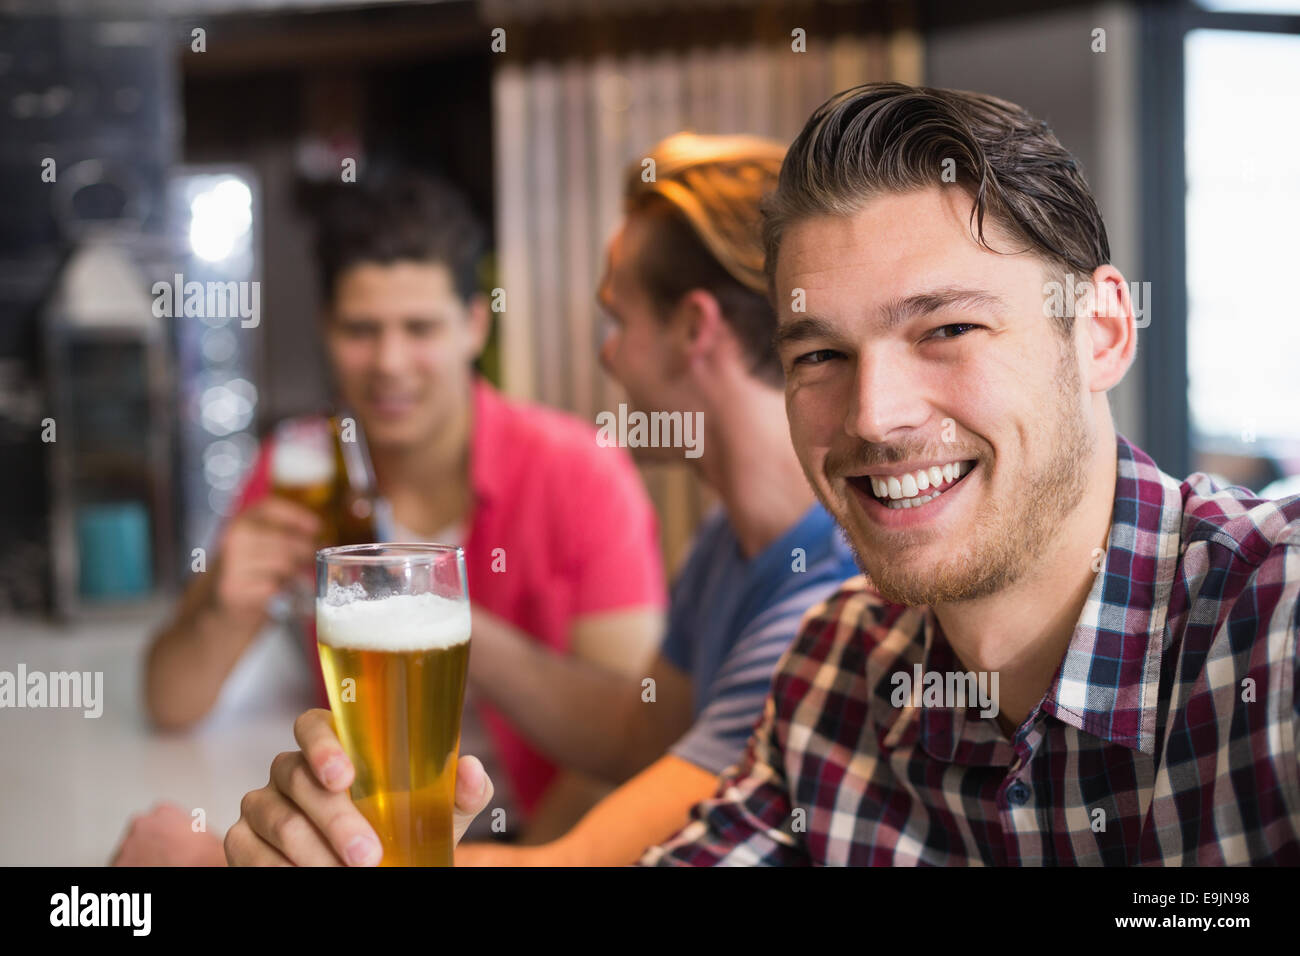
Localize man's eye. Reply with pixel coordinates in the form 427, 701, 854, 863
794, 349, 842, 366
930, 323, 979, 340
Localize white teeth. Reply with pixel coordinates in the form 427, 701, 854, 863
866, 459, 976, 508
885, 490, 939, 510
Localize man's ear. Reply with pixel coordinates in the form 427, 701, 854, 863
673, 289, 726, 358
1082, 264, 1136, 393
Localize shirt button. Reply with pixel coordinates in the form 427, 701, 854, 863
1007, 781, 1031, 805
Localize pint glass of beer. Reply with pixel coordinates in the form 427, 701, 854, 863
316, 544, 471, 867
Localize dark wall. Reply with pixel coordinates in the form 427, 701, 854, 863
0, 14, 178, 612
180, 3, 493, 429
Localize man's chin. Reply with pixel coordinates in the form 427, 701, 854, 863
867, 553, 1016, 607
839, 525, 992, 607
865, 572, 941, 608
861, 567, 951, 608
362, 414, 433, 449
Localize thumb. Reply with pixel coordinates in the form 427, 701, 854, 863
452, 755, 494, 846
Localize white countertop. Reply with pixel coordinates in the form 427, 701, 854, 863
0, 600, 317, 866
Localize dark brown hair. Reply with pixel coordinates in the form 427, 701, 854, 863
762, 82, 1110, 337
315, 172, 485, 305
624, 133, 787, 386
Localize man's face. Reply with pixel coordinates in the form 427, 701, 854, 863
324, 260, 485, 450
774, 186, 1096, 606
595, 214, 693, 461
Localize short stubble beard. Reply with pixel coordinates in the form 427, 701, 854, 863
832, 339, 1095, 607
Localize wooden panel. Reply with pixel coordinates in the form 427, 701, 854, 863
529, 64, 566, 408
890, 29, 925, 86
562, 60, 597, 420
492, 66, 536, 400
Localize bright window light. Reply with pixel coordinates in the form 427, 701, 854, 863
1184, 29, 1300, 459
188, 176, 252, 263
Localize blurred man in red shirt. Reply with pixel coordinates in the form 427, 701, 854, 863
126, 175, 664, 861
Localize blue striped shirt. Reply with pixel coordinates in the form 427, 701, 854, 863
663, 504, 858, 775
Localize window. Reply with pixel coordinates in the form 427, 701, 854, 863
1161, 8, 1300, 498
1195, 1, 1300, 13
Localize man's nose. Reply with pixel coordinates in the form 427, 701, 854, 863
845, 352, 929, 444
375, 327, 407, 374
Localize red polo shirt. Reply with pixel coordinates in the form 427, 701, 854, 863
233, 375, 666, 816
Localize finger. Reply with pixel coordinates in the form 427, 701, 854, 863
225, 548, 319, 595
214, 583, 286, 618
224, 817, 294, 867
253, 497, 324, 537
293, 709, 354, 791
235, 526, 320, 566
269, 750, 381, 867
452, 755, 494, 846
223, 556, 298, 587
242, 770, 346, 867
217, 563, 304, 610
224, 551, 310, 589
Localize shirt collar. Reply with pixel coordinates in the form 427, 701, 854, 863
1038, 433, 1185, 755
910, 611, 1013, 765
909, 433, 1184, 763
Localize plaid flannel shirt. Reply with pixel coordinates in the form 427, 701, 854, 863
641, 434, 1300, 865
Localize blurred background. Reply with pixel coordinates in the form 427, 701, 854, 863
0, 0, 1297, 863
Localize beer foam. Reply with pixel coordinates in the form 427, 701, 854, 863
316, 591, 471, 651
272, 443, 334, 486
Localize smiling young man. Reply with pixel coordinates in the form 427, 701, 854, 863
639, 83, 1300, 865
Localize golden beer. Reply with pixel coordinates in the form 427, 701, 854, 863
272, 418, 338, 538
272, 415, 378, 547
274, 480, 337, 541
316, 556, 471, 868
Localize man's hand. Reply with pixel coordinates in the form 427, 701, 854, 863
110, 802, 227, 867
225, 708, 494, 866
211, 497, 321, 619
